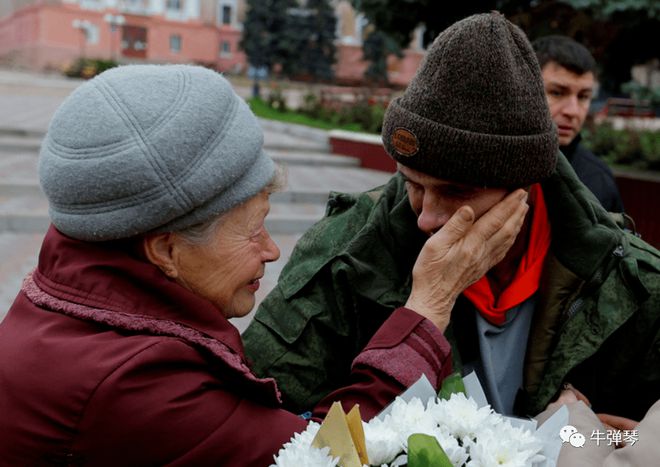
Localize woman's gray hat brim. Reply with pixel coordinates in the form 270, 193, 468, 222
38, 64, 275, 241
154, 151, 274, 234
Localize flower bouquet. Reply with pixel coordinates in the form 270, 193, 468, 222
272, 372, 566, 467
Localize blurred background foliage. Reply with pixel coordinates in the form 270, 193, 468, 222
582, 123, 660, 170
242, 0, 659, 172
350, 0, 659, 94
242, 0, 337, 82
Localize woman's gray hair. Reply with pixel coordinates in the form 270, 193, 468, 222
175, 165, 286, 246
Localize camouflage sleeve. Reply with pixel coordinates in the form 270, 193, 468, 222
243, 260, 366, 414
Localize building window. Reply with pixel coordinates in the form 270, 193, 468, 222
220, 40, 231, 57
121, 25, 148, 58
170, 34, 182, 53
222, 5, 231, 24
218, 0, 236, 26
85, 23, 99, 44
166, 0, 182, 10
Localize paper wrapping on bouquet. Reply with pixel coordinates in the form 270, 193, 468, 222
311, 402, 369, 466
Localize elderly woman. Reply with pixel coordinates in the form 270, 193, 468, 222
0, 65, 527, 465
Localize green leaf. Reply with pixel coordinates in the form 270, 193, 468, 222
438, 372, 466, 400
407, 433, 453, 467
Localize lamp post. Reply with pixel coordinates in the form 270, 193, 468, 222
72, 19, 92, 59
103, 13, 126, 62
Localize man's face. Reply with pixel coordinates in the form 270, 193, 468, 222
541, 61, 595, 146
398, 164, 508, 237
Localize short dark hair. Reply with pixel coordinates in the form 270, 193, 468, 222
532, 35, 597, 76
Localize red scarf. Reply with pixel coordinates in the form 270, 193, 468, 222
463, 184, 551, 326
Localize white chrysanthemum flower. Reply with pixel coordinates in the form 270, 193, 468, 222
428, 393, 498, 439
386, 397, 437, 444
362, 417, 403, 465
429, 428, 469, 467
271, 443, 338, 467
271, 422, 338, 467
496, 422, 544, 455
464, 427, 542, 467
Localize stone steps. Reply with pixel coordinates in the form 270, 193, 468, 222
0, 134, 43, 152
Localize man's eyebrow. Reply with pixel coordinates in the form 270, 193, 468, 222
546, 82, 569, 90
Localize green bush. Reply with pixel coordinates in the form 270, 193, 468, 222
266, 87, 288, 112
255, 87, 387, 134
300, 91, 324, 119
63, 58, 118, 79
582, 123, 660, 171
639, 131, 660, 170
298, 90, 385, 134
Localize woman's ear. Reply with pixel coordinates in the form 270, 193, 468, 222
142, 233, 179, 279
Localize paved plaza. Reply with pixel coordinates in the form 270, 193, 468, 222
0, 68, 391, 331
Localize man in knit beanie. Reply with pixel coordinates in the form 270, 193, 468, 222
244, 12, 660, 425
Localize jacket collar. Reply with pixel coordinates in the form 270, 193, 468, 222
541, 152, 623, 284
34, 226, 246, 356
559, 133, 582, 160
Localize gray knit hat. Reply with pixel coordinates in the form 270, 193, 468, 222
38, 64, 275, 241
382, 12, 558, 188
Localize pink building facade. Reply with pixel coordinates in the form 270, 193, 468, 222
0, 0, 421, 86
0, 0, 246, 73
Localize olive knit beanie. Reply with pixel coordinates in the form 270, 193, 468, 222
38, 64, 275, 241
382, 12, 558, 187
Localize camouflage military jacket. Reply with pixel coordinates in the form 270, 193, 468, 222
244, 154, 660, 420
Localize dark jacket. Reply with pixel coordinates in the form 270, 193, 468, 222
244, 154, 660, 420
562, 135, 624, 212
0, 227, 452, 466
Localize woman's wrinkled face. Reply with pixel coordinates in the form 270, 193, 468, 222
171, 191, 280, 319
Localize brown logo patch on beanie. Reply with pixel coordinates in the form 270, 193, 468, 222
391, 128, 419, 157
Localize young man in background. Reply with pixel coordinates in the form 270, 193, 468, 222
533, 35, 624, 212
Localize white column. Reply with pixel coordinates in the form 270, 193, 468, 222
185, 0, 200, 19
149, 0, 165, 15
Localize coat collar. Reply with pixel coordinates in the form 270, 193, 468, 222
29, 226, 281, 405
35, 226, 245, 353
541, 151, 623, 284
30, 226, 281, 405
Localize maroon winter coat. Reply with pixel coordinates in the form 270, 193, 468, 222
0, 226, 452, 466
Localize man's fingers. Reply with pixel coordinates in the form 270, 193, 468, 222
434, 206, 475, 245
478, 198, 528, 265
473, 189, 528, 241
